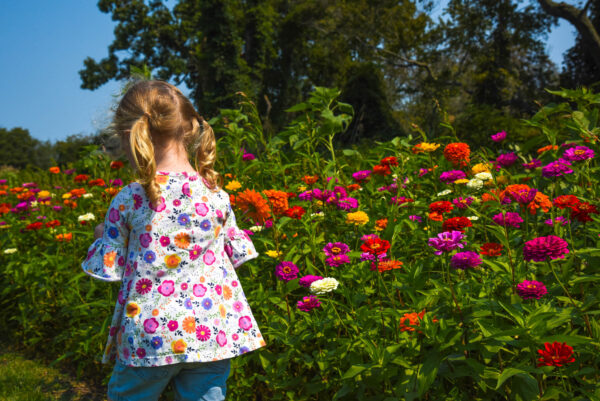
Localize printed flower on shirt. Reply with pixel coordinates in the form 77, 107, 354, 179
126, 302, 140, 318
196, 325, 211, 341
165, 254, 181, 269
158, 280, 175, 296
193, 283, 207, 297
239, 316, 253, 331
171, 339, 186, 354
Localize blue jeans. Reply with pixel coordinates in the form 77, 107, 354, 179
107, 358, 231, 401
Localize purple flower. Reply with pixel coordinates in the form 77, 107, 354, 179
352, 170, 371, 182
427, 231, 466, 256
491, 131, 507, 142
452, 196, 473, 209
492, 212, 523, 228
544, 216, 570, 226
323, 242, 350, 257
562, 145, 594, 162
110, 178, 123, 187
516, 280, 547, 300
336, 197, 358, 211
297, 295, 321, 312
326, 254, 351, 267
523, 235, 569, 262
298, 190, 314, 201
542, 159, 574, 178
450, 251, 482, 270
242, 153, 256, 161
360, 234, 380, 241
299, 275, 323, 288
418, 168, 429, 177
64, 169, 76, 175
439, 170, 467, 184
275, 261, 299, 282
522, 159, 542, 169
409, 215, 422, 223
496, 152, 518, 168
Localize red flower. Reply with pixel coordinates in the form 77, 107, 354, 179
26, 222, 44, 230
553, 195, 580, 210
284, 206, 306, 219
380, 156, 398, 167
443, 143, 470, 167
372, 164, 391, 176
537, 342, 575, 367
442, 216, 472, 233
570, 202, 598, 223
360, 238, 390, 255
429, 201, 454, 214
73, 174, 90, 183
88, 178, 106, 187
110, 161, 124, 170
480, 242, 503, 256
45, 219, 61, 228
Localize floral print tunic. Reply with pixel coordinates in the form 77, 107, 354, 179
81, 171, 265, 367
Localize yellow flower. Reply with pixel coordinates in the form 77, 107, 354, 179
38, 190, 50, 197
265, 250, 282, 258
165, 254, 181, 269
419, 142, 440, 152
225, 180, 242, 191
453, 179, 469, 184
62, 193, 72, 199
298, 185, 307, 192
346, 211, 369, 226
126, 302, 140, 317
472, 163, 491, 174
171, 339, 187, 354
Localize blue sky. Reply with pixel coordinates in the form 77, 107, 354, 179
0, 1, 578, 144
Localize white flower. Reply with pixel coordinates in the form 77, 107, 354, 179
474, 172, 493, 181
82, 193, 94, 198
30, 201, 38, 207
467, 216, 479, 221
466, 179, 483, 190
50, 193, 56, 198
311, 212, 325, 218
249, 225, 264, 232
3, 248, 17, 254
78, 213, 95, 222
310, 277, 339, 294
437, 189, 452, 197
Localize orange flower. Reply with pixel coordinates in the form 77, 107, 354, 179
17, 191, 35, 200
262, 189, 289, 215
375, 218, 388, 231
110, 161, 124, 170
527, 191, 552, 215
377, 260, 403, 272
88, 178, 106, 187
346, 183, 361, 192
105, 187, 119, 196
45, 219, 61, 228
481, 190, 502, 203
537, 144, 558, 154
428, 211, 444, 221
182, 316, 196, 334
302, 175, 319, 185
174, 232, 191, 249
70, 188, 87, 198
443, 143, 470, 167
236, 189, 271, 225
56, 233, 73, 242
372, 164, 391, 175
104, 251, 117, 267
10, 187, 24, 193
223, 285, 232, 300
0, 203, 11, 214
399, 309, 438, 332
74, 174, 89, 183
49, 166, 60, 174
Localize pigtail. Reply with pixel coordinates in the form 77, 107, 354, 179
191, 117, 223, 193
130, 113, 162, 206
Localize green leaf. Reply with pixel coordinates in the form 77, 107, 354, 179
495, 368, 528, 389
341, 364, 369, 380
417, 351, 442, 396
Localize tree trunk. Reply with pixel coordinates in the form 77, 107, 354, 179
537, 0, 600, 67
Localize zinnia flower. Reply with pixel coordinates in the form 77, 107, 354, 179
452, 196, 473, 209
442, 216, 472, 233
537, 342, 575, 367
299, 275, 323, 288
360, 238, 390, 255
553, 195, 580, 210
399, 310, 438, 333
450, 251, 482, 270
570, 202, 598, 223
496, 152, 518, 169
275, 261, 299, 282
542, 159, 574, 177
235, 189, 271, 225
439, 170, 467, 184
516, 280, 547, 300
297, 295, 321, 312
326, 254, 351, 267
309, 277, 339, 295
323, 242, 350, 257
262, 189, 289, 215
428, 231, 466, 255
443, 143, 470, 166
480, 242, 503, 256
562, 145, 594, 162
491, 131, 507, 142
492, 212, 523, 228
346, 211, 369, 226
429, 201, 453, 214
523, 235, 569, 262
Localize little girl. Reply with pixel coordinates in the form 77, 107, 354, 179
81, 79, 266, 401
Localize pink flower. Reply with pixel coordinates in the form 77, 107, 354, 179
143, 318, 159, 334
297, 295, 321, 312
523, 235, 569, 262
167, 320, 178, 331
299, 275, 323, 288
516, 280, 547, 300
239, 316, 252, 331
492, 212, 523, 228
491, 130, 507, 142
158, 280, 175, 296
196, 325, 211, 341
193, 284, 207, 297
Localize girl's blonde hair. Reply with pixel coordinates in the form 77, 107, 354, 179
107, 79, 223, 205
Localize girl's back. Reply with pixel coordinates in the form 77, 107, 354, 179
82, 169, 265, 368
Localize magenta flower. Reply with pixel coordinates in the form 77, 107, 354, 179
427, 231, 466, 256
523, 235, 569, 262
298, 190, 313, 201
508, 188, 538, 204
275, 261, 299, 282
352, 170, 371, 182
452, 196, 473, 209
326, 254, 351, 267
242, 152, 256, 161
299, 275, 323, 288
545, 216, 570, 226
450, 251, 482, 270
542, 159, 574, 177
439, 170, 467, 184
323, 242, 350, 257
523, 159, 542, 169
360, 234, 380, 241
297, 295, 321, 312
562, 145, 594, 162
491, 131, 507, 142
409, 215, 422, 223
496, 152, 518, 168
336, 197, 359, 211
418, 168, 429, 177
492, 212, 523, 228
516, 280, 547, 300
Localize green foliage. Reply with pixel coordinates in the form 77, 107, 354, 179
2, 86, 600, 399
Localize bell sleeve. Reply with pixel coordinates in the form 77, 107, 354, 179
81, 185, 132, 282
223, 195, 259, 269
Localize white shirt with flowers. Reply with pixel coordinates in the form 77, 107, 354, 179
81, 171, 265, 367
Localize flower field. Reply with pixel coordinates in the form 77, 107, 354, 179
1, 87, 600, 400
